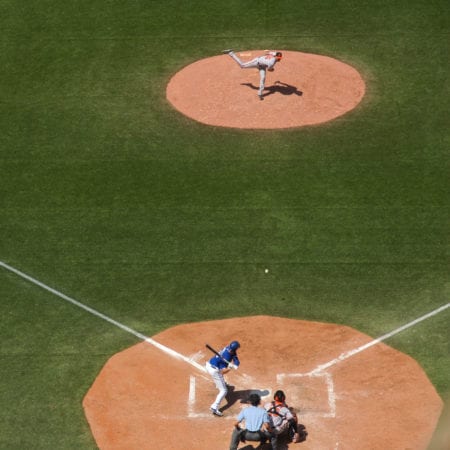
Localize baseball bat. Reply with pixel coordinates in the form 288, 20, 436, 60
205, 344, 232, 365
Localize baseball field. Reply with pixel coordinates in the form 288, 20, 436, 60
1, 1, 449, 449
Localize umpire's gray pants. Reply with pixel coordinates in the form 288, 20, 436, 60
229, 427, 277, 450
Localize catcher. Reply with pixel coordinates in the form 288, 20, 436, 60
264, 390, 307, 443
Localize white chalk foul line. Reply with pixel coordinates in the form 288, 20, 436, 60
0, 260, 206, 373
309, 302, 450, 376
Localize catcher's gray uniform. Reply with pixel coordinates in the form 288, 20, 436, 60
264, 390, 306, 443
227, 51, 281, 99
264, 401, 295, 434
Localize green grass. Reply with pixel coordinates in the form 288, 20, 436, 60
1, 0, 449, 448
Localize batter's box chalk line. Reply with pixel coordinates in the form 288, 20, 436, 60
277, 372, 336, 418
187, 371, 335, 419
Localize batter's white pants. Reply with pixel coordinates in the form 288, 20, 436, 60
228, 51, 267, 96
205, 362, 228, 410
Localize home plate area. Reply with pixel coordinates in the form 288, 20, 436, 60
188, 372, 335, 420
83, 316, 442, 449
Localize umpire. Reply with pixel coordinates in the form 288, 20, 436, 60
229, 393, 277, 450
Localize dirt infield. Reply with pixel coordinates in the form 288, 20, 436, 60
83, 316, 442, 449
166, 51, 365, 129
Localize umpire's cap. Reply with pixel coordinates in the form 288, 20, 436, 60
248, 393, 261, 406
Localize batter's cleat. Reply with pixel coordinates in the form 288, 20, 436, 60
222, 49, 233, 54
210, 407, 223, 417
258, 94, 264, 101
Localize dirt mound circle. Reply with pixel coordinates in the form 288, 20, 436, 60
166, 51, 366, 129
83, 316, 442, 449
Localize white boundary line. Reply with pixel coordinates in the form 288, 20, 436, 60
308, 302, 450, 376
2, 260, 448, 394
188, 375, 197, 416
0, 260, 206, 373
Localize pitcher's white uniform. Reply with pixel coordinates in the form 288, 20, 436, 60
227, 51, 281, 98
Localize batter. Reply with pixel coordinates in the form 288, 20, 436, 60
205, 340, 240, 416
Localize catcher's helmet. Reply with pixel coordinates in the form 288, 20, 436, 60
274, 390, 286, 402
229, 340, 240, 351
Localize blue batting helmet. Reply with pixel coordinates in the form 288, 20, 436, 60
229, 340, 240, 351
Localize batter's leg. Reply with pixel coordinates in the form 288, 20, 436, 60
211, 372, 228, 410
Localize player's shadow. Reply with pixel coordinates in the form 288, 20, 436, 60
240, 81, 303, 98
221, 385, 270, 412
238, 427, 308, 450
239, 444, 285, 450
239, 445, 275, 450
237, 425, 308, 449
239, 445, 288, 450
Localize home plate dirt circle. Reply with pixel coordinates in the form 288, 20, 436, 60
83, 316, 442, 450
166, 51, 366, 129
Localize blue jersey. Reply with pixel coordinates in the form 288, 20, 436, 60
209, 345, 240, 370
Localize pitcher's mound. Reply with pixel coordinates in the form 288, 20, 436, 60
83, 316, 442, 449
166, 50, 365, 129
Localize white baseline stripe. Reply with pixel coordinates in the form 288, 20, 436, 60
309, 302, 450, 375
188, 375, 196, 415
0, 260, 206, 373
